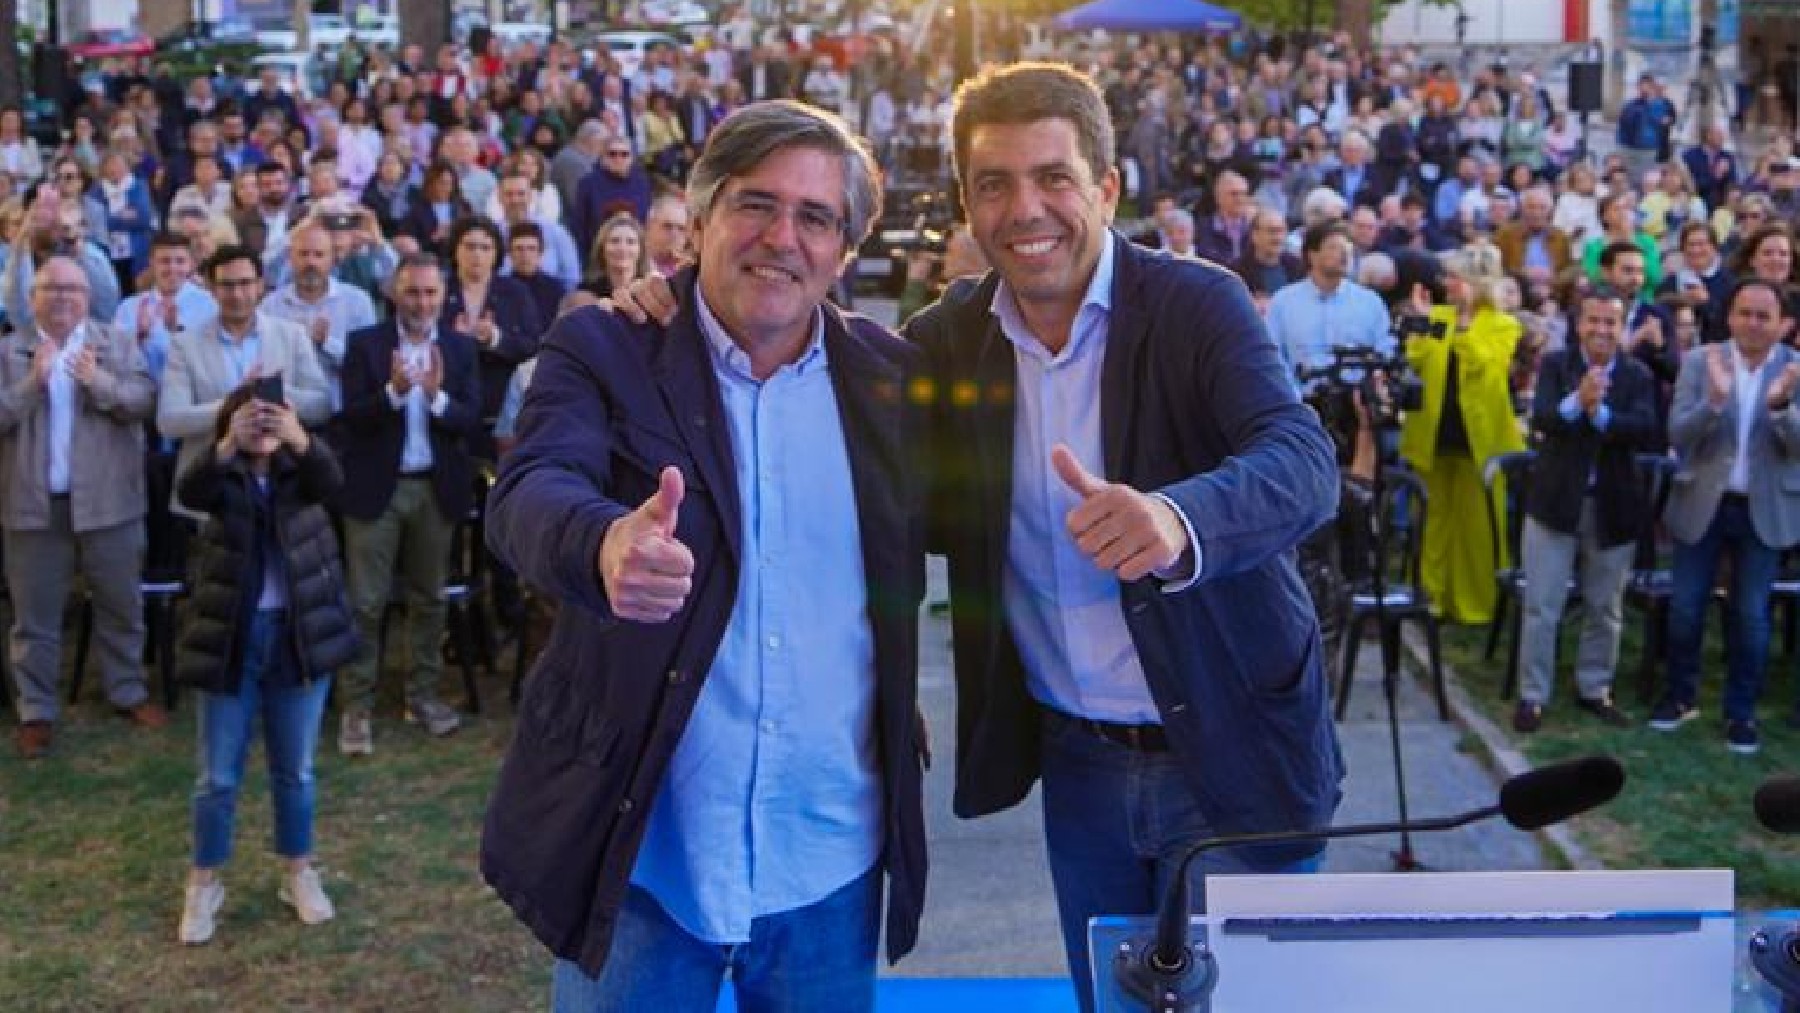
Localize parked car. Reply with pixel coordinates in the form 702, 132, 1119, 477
584, 30, 684, 77
254, 14, 350, 53
67, 28, 155, 60
246, 51, 319, 100
641, 0, 711, 27
354, 13, 400, 51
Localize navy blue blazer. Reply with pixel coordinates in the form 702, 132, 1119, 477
1526, 347, 1661, 547
481, 270, 928, 977
904, 233, 1344, 866
335, 322, 484, 523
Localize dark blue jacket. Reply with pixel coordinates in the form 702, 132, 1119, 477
481, 270, 929, 978
903, 234, 1344, 867
336, 322, 484, 522
569, 165, 653, 270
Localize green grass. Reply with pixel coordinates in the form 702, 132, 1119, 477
0, 667, 546, 1012
1433, 615, 1800, 908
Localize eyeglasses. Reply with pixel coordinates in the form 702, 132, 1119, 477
724, 191, 845, 242
56, 172, 81, 181
604, 150, 633, 159
37, 283, 87, 295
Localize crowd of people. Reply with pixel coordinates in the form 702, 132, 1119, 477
3, 13, 1799, 1010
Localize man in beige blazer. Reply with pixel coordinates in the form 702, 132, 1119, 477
157, 245, 331, 522
0, 256, 160, 758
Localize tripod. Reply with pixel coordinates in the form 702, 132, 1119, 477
1369, 459, 1423, 870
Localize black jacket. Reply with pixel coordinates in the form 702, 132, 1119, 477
337, 322, 485, 523
1526, 348, 1661, 547
174, 439, 362, 692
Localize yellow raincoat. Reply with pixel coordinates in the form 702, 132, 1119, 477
1399, 305, 1526, 624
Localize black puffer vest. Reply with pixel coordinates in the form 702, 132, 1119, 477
174, 439, 363, 692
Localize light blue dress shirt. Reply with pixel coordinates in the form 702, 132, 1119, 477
1264, 276, 1394, 379
112, 280, 219, 384
992, 238, 1197, 726
43, 325, 88, 495
631, 291, 882, 944
385, 330, 450, 472
215, 321, 261, 387
260, 278, 378, 412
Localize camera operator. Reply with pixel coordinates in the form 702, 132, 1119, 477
1266, 221, 1392, 377
896, 223, 988, 323
1512, 288, 1660, 733
1398, 248, 1527, 625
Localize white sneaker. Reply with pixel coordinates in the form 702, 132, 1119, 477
405, 697, 462, 737
339, 711, 373, 756
279, 866, 335, 925
178, 878, 225, 945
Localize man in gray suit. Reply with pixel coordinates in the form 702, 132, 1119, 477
0, 256, 160, 758
1652, 279, 1800, 754
156, 246, 332, 522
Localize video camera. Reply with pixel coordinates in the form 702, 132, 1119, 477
1296, 315, 1438, 463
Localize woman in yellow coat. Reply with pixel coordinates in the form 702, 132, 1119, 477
1399, 251, 1526, 625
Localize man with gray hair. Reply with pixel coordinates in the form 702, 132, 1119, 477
481, 99, 929, 1009
2, 256, 160, 758
552, 120, 610, 216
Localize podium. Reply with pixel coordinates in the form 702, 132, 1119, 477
1088, 870, 1800, 1012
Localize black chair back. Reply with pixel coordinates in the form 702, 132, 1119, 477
1482, 450, 1538, 573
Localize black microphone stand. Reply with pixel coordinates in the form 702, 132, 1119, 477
1114, 805, 1504, 1013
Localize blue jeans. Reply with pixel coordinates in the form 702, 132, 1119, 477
192, 609, 331, 869
1040, 710, 1322, 1013
550, 866, 879, 1013
1665, 496, 1779, 722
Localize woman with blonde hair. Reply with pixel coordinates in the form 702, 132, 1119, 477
581, 212, 652, 301
1400, 250, 1526, 624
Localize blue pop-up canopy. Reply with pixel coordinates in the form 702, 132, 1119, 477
1052, 0, 1244, 32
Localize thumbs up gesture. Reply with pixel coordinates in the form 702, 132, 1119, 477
1051, 445, 1191, 583
598, 466, 696, 623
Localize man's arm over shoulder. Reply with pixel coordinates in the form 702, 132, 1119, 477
1154, 265, 1339, 582
486, 308, 642, 618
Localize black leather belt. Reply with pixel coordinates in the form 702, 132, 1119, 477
1049, 708, 1170, 752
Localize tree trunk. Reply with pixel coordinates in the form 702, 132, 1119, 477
401, 0, 450, 52
0, 0, 22, 110
1338, 0, 1375, 53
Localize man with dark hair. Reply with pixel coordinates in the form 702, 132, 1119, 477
231, 162, 296, 260
1266, 220, 1392, 377
918, 62, 1340, 1012
157, 246, 332, 522
504, 222, 567, 326
1653, 280, 1800, 752
1, 256, 161, 758
484, 99, 927, 1010
113, 231, 219, 385
1513, 289, 1659, 733
494, 168, 581, 288
1232, 206, 1303, 293
334, 254, 484, 754
1601, 239, 1678, 398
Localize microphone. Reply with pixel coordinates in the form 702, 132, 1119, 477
1116, 756, 1626, 1013
1749, 776, 1800, 1011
